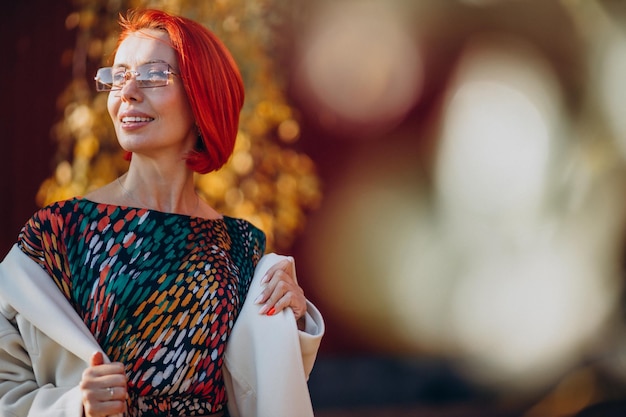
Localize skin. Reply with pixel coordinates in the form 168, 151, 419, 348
80, 29, 307, 417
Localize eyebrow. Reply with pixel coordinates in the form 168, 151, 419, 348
112, 59, 171, 68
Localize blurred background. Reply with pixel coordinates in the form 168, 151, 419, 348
2, 0, 626, 415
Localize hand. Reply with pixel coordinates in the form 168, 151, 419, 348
255, 258, 307, 322
80, 351, 128, 417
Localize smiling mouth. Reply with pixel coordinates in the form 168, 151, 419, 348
121, 116, 154, 123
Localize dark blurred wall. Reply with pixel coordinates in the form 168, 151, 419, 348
0, 0, 74, 256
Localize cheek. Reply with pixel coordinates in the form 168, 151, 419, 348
107, 94, 119, 123
167, 95, 195, 131
170, 85, 195, 126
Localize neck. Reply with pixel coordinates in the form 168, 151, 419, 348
118, 162, 200, 215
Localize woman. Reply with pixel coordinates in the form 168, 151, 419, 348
0, 8, 323, 417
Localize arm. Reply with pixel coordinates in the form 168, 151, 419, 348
0, 310, 126, 417
0, 310, 84, 417
0, 245, 126, 417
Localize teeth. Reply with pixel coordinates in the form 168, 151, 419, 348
122, 116, 152, 123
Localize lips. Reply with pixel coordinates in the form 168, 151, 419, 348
118, 111, 155, 130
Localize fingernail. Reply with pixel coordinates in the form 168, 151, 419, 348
254, 294, 263, 304
259, 304, 269, 315
261, 274, 269, 284
267, 306, 276, 316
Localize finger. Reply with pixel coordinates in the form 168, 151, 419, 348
277, 287, 307, 318
90, 351, 104, 367
265, 290, 307, 320
259, 281, 305, 316
270, 291, 294, 314
84, 362, 126, 379
85, 391, 127, 417
258, 279, 291, 314
254, 268, 291, 305
104, 386, 127, 401
262, 258, 295, 284
83, 353, 127, 390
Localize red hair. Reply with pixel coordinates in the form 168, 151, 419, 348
116, 9, 244, 174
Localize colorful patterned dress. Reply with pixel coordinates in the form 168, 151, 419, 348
17, 197, 266, 416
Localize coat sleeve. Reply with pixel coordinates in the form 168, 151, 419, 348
223, 253, 325, 417
0, 307, 85, 417
298, 299, 325, 379
0, 246, 105, 417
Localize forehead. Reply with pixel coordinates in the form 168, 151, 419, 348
114, 29, 176, 66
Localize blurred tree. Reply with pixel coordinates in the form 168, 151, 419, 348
37, 0, 322, 252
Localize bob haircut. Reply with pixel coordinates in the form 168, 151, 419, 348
115, 9, 245, 174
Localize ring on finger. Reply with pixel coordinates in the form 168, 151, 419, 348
108, 387, 114, 399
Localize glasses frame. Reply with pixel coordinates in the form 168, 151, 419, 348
94, 62, 178, 92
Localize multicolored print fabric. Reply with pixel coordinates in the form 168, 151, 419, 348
18, 198, 265, 416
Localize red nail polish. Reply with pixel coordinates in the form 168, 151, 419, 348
267, 306, 276, 316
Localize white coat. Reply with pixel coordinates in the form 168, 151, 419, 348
0, 245, 324, 417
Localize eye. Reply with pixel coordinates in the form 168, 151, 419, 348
147, 69, 167, 80
111, 68, 126, 85
141, 63, 169, 81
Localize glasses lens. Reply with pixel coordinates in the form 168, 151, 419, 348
135, 63, 171, 88
95, 67, 115, 92
111, 67, 128, 89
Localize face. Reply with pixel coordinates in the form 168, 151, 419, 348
108, 29, 196, 162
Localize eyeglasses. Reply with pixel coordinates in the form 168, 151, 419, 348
95, 62, 178, 92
